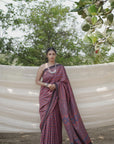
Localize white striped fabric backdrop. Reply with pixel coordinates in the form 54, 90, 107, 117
0, 62, 114, 132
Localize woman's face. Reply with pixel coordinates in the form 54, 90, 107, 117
47, 50, 56, 62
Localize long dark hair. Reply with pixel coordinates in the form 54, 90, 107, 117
45, 47, 57, 62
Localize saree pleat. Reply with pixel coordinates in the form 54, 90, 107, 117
40, 101, 62, 144
39, 64, 92, 144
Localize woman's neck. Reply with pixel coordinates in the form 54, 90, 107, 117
47, 61, 56, 66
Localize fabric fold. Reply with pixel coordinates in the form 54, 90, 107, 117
54, 66, 92, 144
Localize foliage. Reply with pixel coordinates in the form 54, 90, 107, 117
0, 0, 83, 66
71, 0, 114, 64
1, 0, 114, 66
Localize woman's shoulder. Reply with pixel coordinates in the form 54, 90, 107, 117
57, 63, 64, 67
38, 63, 45, 72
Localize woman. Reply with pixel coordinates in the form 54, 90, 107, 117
36, 47, 92, 144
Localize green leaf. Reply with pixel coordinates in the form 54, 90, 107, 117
111, 2, 114, 8
91, 16, 97, 25
97, 6, 102, 13
106, 28, 113, 36
90, 34, 98, 44
81, 21, 90, 31
107, 13, 113, 24
109, 0, 114, 8
71, 8, 81, 12
83, 35, 92, 43
95, 31, 104, 39
88, 4, 98, 16
107, 36, 114, 44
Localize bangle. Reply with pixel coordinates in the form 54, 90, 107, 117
44, 83, 48, 87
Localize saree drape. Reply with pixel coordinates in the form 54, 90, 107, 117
39, 64, 92, 144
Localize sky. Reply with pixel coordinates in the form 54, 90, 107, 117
0, 0, 114, 54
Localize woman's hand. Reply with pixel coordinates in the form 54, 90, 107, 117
48, 84, 56, 91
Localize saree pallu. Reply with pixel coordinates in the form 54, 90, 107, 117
39, 64, 92, 144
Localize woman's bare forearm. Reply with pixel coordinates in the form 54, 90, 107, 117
36, 80, 48, 87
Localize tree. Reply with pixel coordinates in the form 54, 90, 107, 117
0, 0, 83, 66
71, 0, 114, 64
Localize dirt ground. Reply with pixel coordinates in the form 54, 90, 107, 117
0, 125, 114, 144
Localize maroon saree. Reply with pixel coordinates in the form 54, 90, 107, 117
39, 64, 92, 144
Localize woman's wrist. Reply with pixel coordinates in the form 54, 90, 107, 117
44, 83, 49, 87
